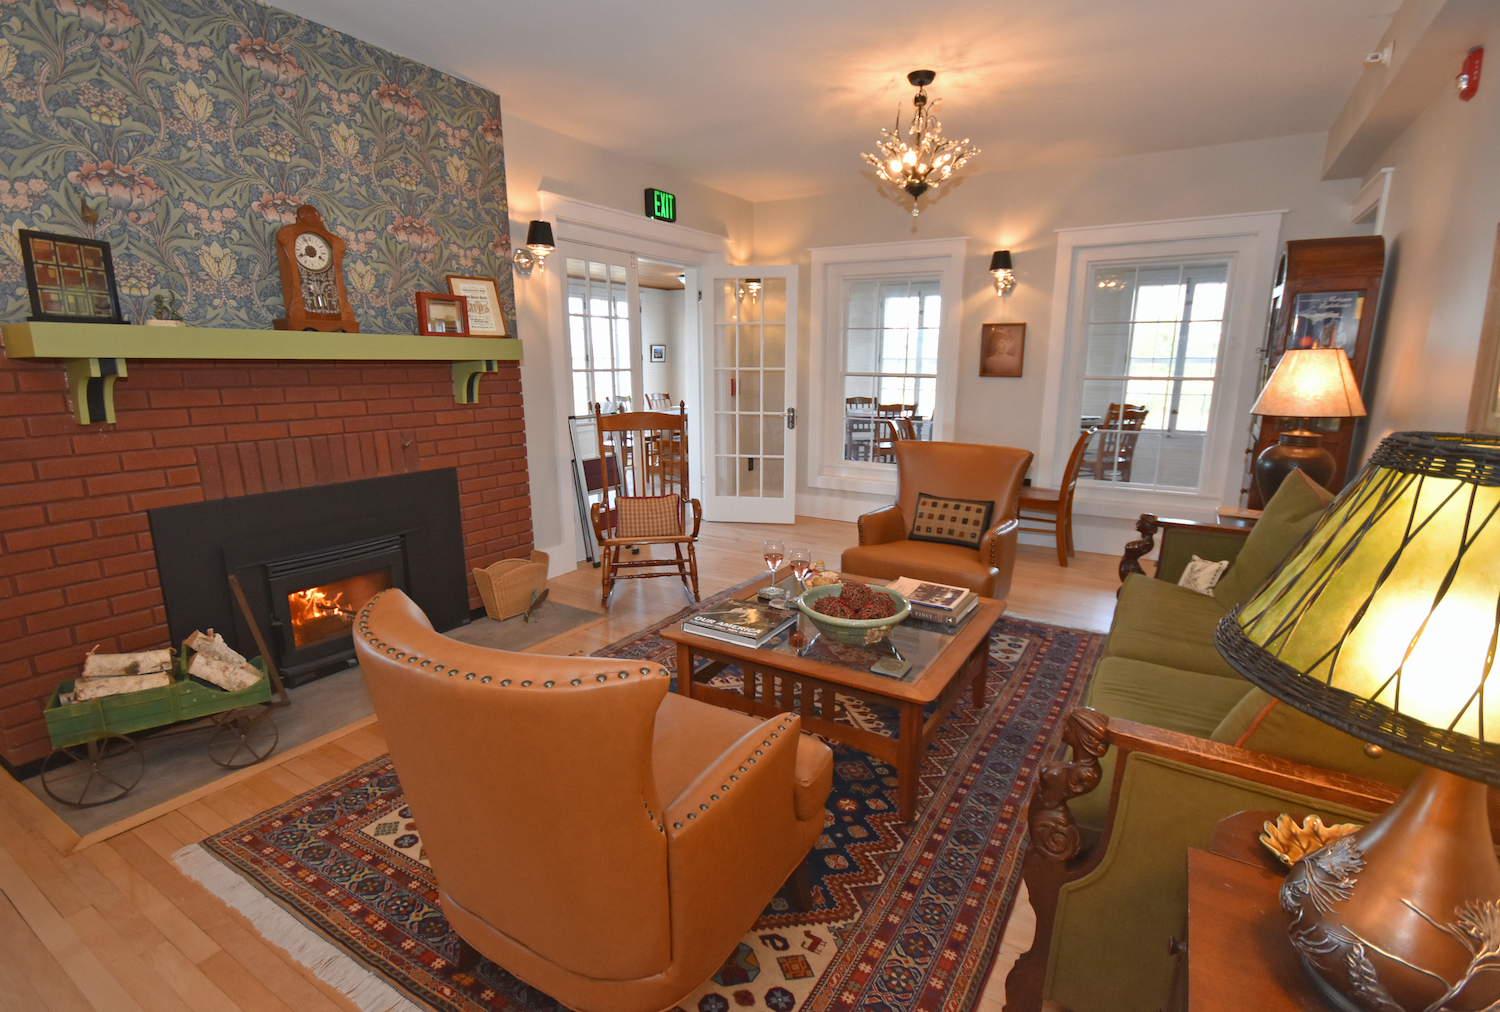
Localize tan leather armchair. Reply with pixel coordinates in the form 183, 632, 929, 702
354, 589, 833, 1012
840, 440, 1033, 599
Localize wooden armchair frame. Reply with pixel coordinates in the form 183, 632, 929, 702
589, 403, 702, 606
1118, 513, 1253, 585
1003, 708, 1403, 1012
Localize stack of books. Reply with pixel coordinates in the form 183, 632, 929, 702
887, 577, 979, 627
682, 600, 798, 648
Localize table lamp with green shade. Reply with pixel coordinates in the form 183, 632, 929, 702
1217, 431, 1500, 1012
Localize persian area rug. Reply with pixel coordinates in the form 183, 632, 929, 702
175, 592, 1105, 1012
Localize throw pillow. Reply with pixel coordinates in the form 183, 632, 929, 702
615, 495, 683, 539
1177, 554, 1230, 594
1213, 469, 1336, 609
908, 493, 995, 548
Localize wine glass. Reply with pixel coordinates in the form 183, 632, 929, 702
763, 539, 785, 598
787, 548, 812, 591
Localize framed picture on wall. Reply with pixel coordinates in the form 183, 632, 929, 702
980, 323, 1025, 377
445, 275, 506, 336
649, 344, 666, 363
415, 292, 469, 336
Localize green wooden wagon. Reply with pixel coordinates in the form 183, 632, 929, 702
40, 651, 288, 807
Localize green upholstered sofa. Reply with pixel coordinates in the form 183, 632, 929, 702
1003, 470, 1432, 1012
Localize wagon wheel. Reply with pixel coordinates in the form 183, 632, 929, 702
207, 707, 278, 769
41, 735, 144, 808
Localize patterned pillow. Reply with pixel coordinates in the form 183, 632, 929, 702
908, 493, 995, 548
1177, 554, 1230, 595
616, 495, 683, 539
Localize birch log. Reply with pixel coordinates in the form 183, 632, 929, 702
183, 630, 261, 691
81, 648, 173, 680
74, 671, 172, 700
186, 653, 260, 692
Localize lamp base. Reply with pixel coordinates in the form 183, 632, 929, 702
1254, 429, 1336, 501
1280, 766, 1500, 1012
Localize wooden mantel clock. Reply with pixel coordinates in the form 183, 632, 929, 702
273, 204, 359, 333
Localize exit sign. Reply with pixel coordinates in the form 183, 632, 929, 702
645, 188, 676, 222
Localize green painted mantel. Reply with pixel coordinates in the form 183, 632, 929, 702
1, 321, 522, 424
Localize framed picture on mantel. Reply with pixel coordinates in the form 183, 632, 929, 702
445, 275, 506, 336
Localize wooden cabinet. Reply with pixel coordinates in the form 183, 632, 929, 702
1246, 236, 1385, 508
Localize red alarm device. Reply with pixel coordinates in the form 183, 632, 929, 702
1458, 47, 1483, 102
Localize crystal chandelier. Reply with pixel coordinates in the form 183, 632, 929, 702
862, 70, 981, 217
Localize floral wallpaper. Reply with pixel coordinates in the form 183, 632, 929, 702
0, 0, 515, 335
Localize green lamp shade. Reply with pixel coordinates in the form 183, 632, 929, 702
1217, 431, 1500, 786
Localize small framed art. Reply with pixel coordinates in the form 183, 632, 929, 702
980, 323, 1025, 377
415, 292, 469, 336
444, 275, 507, 336
19, 230, 127, 324
649, 344, 666, 363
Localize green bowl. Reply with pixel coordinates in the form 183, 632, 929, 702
796, 583, 910, 645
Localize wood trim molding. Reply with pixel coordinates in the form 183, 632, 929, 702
1467, 223, 1500, 434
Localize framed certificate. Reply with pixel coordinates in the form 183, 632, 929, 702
445, 275, 506, 336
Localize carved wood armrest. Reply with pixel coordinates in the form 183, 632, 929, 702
1118, 514, 1254, 585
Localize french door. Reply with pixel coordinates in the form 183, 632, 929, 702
698, 265, 799, 523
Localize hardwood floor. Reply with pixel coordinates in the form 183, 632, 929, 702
0, 516, 1121, 1011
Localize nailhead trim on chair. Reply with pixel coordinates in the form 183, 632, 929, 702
666, 719, 794, 833
355, 593, 674, 694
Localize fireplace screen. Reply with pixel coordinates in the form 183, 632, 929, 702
288, 568, 393, 649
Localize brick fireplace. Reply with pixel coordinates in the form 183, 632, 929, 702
0, 353, 532, 767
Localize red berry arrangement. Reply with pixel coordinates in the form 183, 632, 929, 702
811, 581, 897, 620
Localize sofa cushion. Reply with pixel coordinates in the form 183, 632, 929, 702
1212, 469, 1335, 610
1209, 688, 1427, 791
1106, 574, 1240, 679
907, 492, 994, 548
1087, 657, 1254, 738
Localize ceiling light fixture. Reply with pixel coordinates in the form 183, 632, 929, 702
862, 70, 980, 217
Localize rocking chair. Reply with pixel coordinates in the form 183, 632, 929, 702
590, 403, 702, 606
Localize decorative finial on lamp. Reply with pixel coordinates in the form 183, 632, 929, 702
989, 250, 1015, 296
1249, 348, 1366, 501
511, 220, 555, 277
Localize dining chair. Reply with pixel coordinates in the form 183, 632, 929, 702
1018, 427, 1098, 566
1092, 404, 1149, 481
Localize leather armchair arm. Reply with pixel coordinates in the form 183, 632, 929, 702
856, 504, 906, 546
978, 516, 1019, 571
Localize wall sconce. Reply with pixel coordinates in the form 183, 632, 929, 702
989, 250, 1015, 296
511, 220, 555, 277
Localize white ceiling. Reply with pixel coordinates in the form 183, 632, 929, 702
267, 0, 1402, 202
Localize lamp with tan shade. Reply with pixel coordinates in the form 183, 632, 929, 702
1217, 432, 1500, 1012
1250, 348, 1367, 501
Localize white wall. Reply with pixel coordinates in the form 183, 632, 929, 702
752, 132, 1364, 549
641, 287, 689, 405
1360, 14, 1500, 440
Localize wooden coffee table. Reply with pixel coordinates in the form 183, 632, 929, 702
660, 579, 1005, 821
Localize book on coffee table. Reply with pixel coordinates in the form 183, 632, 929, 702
886, 577, 978, 625
682, 600, 798, 648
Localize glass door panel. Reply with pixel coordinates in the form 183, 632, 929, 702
699, 269, 797, 523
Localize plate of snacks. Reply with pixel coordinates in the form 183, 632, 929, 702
796, 581, 910, 645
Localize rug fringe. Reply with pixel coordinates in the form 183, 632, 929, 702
173, 843, 425, 1012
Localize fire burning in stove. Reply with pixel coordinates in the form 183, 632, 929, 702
287, 568, 393, 649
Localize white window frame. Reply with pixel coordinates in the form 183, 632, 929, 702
808, 238, 967, 495
1036, 212, 1285, 521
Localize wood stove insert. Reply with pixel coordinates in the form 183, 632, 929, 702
149, 469, 468, 686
